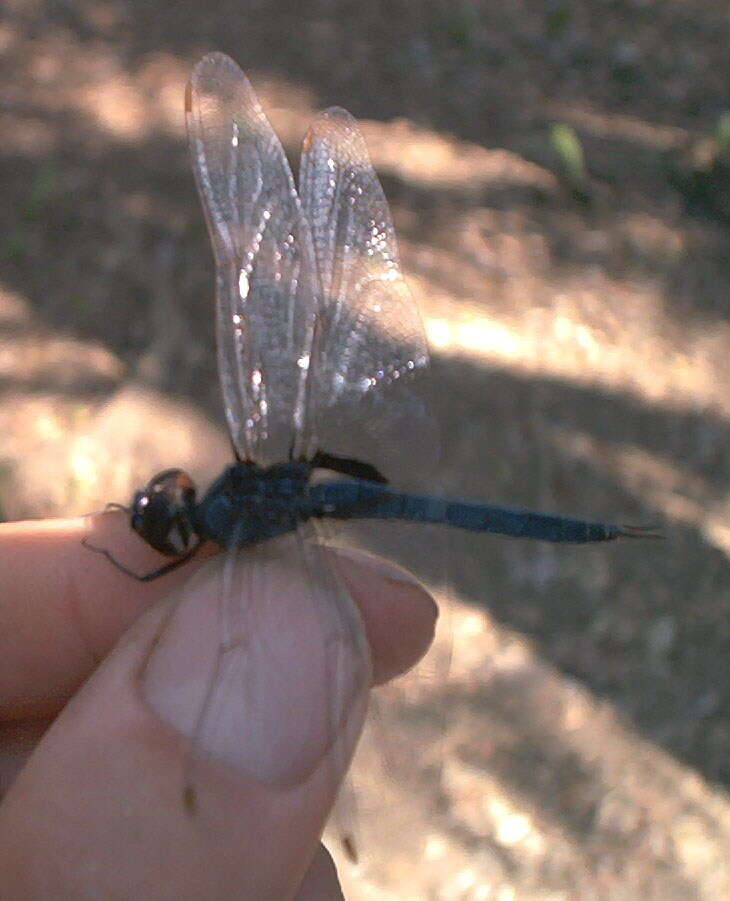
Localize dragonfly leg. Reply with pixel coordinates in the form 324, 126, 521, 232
81, 537, 202, 582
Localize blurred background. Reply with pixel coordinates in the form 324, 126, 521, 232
2, 0, 730, 897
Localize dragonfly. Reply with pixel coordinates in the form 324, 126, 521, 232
86, 52, 654, 827
87, 52, 648, 585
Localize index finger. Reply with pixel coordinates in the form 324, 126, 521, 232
0, 514, 211, 720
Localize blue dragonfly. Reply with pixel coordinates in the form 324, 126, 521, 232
89, 53, 647, 584
86, 53, 654, 821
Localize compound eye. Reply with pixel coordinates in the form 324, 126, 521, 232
131, 470, 198, 557
146, 469, 197, 504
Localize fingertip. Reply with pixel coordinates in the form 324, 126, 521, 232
330, 549, 438, 684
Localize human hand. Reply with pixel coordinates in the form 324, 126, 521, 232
0, 514, 437, 899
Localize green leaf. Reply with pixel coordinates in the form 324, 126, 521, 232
550, 123, 586, 185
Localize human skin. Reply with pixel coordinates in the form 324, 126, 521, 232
0, 513, 437, 899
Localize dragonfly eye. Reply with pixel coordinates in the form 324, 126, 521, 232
131, 469, 198, 557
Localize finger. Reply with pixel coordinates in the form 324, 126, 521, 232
0, 554, 369, 900
331, 549, 438, 684
293, 845, 344, 901
0, 517, 437, 717
0, 514, 216, 720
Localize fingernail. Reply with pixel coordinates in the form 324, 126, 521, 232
141, 551, 371, 786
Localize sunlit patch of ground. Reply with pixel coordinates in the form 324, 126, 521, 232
335, 599, 730, 899
412, 237, 730, 419
0, 383, 231, 521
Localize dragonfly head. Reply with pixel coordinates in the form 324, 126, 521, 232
131, 469, 198, 557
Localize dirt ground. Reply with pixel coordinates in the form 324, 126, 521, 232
2, 1, 730, 897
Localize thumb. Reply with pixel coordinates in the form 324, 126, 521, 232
0, 549, 372, 900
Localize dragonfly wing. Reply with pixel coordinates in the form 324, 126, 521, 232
299, 109, 451, 870
144, 531, 371, 798
299, 106, 438, 485
186, 53, 318, 465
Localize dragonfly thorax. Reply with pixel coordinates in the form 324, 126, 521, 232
195, 460, 313, 549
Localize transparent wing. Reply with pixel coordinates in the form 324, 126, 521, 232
186, 52, 317, 465
299, 107, 438, 484
144, 532, 371, 800
298, 109, 450, 869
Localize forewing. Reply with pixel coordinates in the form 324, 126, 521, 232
299, 107, 438, 485
186, 52, 317, 464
